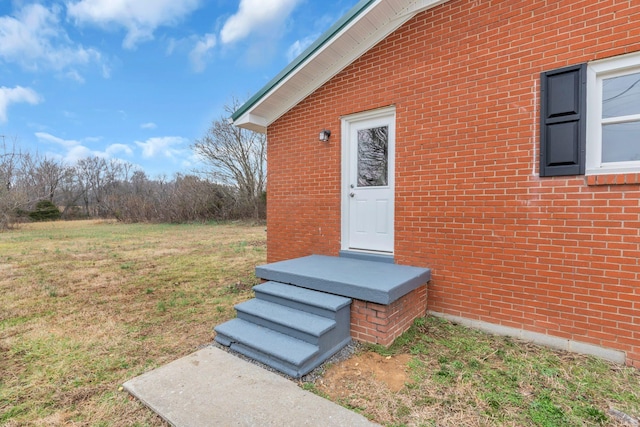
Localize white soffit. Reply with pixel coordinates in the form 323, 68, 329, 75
232, 0, 450, 133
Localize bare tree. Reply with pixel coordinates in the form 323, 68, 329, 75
74, 156, 132, 217
20, 154, 68, 202
0, 137, 27, 229
192, 99, 266, 219
0, 136, 20, 192
57, 167, 83, 218
75, 157, 98, 216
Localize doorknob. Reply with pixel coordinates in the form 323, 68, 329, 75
350, 192, 355, 198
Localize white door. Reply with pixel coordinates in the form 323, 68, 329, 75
342, 107, 395, 253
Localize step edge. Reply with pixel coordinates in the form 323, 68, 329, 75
229, 343, 301, 378
214, 319, 319, 365
254, 282, 352, 311
235, 299, 336, 336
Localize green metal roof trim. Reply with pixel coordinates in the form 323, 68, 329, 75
230, 0, 377, 123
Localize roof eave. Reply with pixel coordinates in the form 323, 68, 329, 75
232, 112, 269, 133
230, 0, 377, 127
231, 0, 449, 133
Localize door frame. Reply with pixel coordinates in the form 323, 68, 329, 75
341, 105, 396, 253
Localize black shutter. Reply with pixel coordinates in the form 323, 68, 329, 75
540, 63, 587, 177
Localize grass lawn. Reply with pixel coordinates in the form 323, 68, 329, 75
1, 220, 266, 426
1, 220, 639, 426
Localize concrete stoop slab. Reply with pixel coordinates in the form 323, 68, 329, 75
123, 346, 379, 427
256, 255, 431, 305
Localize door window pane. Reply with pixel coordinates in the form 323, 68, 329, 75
602, 121, 640, 162
357, 126, 388, 187
602, 72, 640, 118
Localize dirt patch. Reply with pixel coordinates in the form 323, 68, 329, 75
318, 352, 412, 395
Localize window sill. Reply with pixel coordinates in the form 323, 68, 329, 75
586, 173, 640, 186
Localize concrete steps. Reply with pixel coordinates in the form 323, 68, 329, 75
214, 281, 351, 378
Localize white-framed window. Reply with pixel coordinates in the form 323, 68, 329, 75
586, 51, 640, 175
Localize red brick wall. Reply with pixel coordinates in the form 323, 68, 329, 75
267, 0, 640, 367
351, 286, 428, 346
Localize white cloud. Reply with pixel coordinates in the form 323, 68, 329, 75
140, 122, 157, 130
135, 136, 188, 159
166, 38, 178, 56
0, 86, 42, 123
35, 132, 94, 164
166, 33, 216, 72
286, 34, 317, 62
65, 69, 86, 84
34, 132, 131, 164
0, 4, 103, 75
220, 0, 301, 45
35, 132, 81, 149
106, 143, 133, 156
189, 33, 216, 72
67, 0, 202, 49
101, 63, 112, 79
65, 144, 96, 163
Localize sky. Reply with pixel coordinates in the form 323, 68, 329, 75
0, 0, 359, 177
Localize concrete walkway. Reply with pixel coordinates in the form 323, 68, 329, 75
123, 346, 379, 426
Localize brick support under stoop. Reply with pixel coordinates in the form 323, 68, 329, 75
350, 285, 427, 347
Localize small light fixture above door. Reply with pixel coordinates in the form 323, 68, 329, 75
319, 129, 331, 142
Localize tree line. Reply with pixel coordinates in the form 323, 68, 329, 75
0, 101, 267, 230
